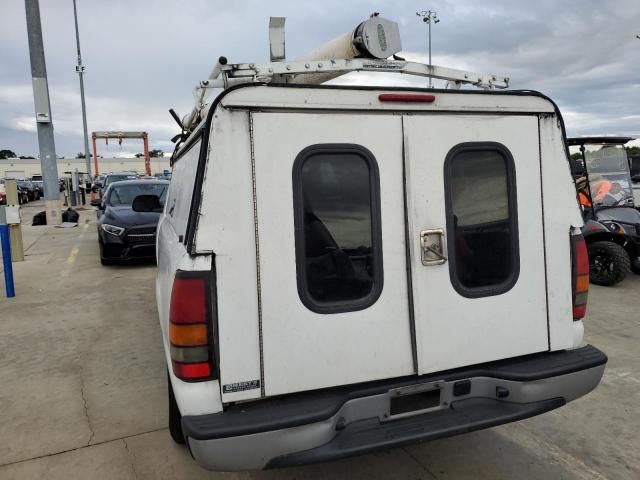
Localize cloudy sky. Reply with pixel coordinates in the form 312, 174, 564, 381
1, 0, 639, 158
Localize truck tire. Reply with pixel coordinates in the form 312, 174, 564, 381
588, 241, 630, 286
631, 257, 640, 275
168, 371, 186, 444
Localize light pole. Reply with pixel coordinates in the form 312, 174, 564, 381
72, 0, 91, 177
25, 0, 61, 224
416, 10, 440, 88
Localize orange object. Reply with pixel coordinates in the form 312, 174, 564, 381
91, 131, 152, 177
143, 132, 151, 176
578, 192, 592, 207
91, 132, 99, 175
593, 180, 612, 201
170, 323, 208, 346
576, 274, 589, 292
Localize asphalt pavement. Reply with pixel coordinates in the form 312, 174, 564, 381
0, 201, 638, 479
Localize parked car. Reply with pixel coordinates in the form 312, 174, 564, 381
30, 175, 44, 197
99, 172, 138, 197
1, 179, 29, 204
91, 174, 105, 192
95, 179, 169, 265
17, 180, 40, 201
152, 15, 607, 472
17, 185, 29, 204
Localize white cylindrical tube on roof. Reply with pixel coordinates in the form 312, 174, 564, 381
289, 15, 402, 85
298, 31, 360, 62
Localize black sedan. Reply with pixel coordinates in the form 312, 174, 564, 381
95, 180, 169, 265
17, 180, 40, 201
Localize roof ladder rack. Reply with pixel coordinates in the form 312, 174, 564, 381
199, 57, 510, 91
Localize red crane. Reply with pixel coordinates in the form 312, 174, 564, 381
91, 131, 151, 176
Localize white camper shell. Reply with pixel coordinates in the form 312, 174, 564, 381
154, 16, 604, 469
153, 82, 607, 470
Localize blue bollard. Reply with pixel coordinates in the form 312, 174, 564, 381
0, 224, 15, 298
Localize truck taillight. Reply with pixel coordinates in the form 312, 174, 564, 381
572, 234, 589, 320
169, 272, 215, 381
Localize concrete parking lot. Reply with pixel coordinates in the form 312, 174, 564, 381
1, 201, 638, 479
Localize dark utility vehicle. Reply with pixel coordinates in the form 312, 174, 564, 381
569, 137, 640, 285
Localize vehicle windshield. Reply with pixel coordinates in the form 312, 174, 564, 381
584, 145, 634, 209
105, 175, 137, 186
108, 183, 168, 206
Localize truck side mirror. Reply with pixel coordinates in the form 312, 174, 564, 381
132, 194, 163, 213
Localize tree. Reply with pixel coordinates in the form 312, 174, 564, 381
135, 149, 164, 158
626, 146, 640, 156
570, 152, 582, 161
19, 155, 35, 159
0, 149, 17, 159
76, 152, 86, 159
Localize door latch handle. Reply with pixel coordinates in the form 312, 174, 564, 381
420, 229, 447, 266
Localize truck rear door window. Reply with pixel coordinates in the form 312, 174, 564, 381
444, 143, 519, 298
293, 144, 383, 314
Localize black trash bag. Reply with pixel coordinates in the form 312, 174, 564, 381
62, 208, 79, 223
32, 211, 47, 226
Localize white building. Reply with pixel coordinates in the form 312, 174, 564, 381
0, 156, 172, 179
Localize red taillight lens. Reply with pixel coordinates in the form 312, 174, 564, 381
170, 277, 206, 324
572, 235, 589, 320
172, 360, 211, 380
169, 272, 215, 381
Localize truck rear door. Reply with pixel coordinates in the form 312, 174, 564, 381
250, 112, 414, 397
404, 114, 549, 374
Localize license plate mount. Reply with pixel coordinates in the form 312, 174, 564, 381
387, 381, 444, 419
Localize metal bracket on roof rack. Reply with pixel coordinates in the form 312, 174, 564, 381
182, 57, 510, 131
198, 58, 510, 91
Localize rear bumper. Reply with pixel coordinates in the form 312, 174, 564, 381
183, 345, 607, 471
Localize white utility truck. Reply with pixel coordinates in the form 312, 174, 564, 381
147, 14, 606, 470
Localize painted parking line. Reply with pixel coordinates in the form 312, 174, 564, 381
66, 246, 79, 265
60, 224, 91, 277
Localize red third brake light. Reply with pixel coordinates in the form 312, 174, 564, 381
169, 272, 215, 381
378, 93, 436, 103
572, 235, 589, 320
